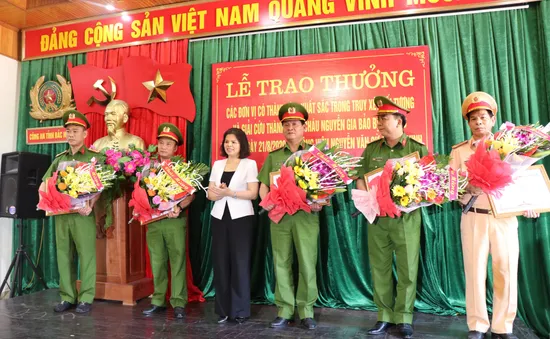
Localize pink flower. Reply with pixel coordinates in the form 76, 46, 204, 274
152, 195, 162, 205
124, 162, 137, 174
130, 150, 142, 160
106, 149, 115, 157
502, 121, 515, 131
113, 164, 120, 172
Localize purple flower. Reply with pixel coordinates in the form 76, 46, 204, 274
152, 196, 162, 205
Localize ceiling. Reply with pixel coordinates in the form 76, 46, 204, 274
0, 0, 198, 30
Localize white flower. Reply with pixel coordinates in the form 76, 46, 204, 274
397, 168, 405, 176
404, 184, 414, 195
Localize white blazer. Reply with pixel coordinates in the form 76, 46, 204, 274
209, 158, 258, 220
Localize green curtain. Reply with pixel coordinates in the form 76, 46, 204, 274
13, 54, 86, 291
186, 3, 550, 337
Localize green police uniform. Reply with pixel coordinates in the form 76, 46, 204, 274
258, 103, 319, 320
147, 123, 188, 309
42, 111, 99, 304
357, 97, 428, 325
147, 217, 188, 308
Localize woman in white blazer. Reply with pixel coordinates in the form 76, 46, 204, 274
207, 128, 259, 324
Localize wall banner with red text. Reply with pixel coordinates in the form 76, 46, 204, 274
212, 46, 433, 168
23, 0, 538, 60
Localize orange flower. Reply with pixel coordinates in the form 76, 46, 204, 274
60, 170, 68, 177
147, 189, 156, 197
57, 182, 67, 191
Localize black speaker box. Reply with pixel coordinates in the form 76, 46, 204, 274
0, 152, 51, 219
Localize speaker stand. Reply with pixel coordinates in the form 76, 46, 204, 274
0, 219, 48, 297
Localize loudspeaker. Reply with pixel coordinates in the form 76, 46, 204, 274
0, 152, 51, 219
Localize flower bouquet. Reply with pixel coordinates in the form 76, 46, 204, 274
462, 121, 550, 212
129, 158, 209, 225
97, 145, 154, 229
38, 158, 116, 215
259, 141, 362, 223
353, 154, 467, 222
104, 144, 154, 183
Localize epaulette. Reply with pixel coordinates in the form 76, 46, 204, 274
55, 150, 68, 158
269, 147, 284, 153
366, 138, 382, 146
408, 137, 425, 146
452, 140, 469, 149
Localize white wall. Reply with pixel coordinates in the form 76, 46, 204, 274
0, 54, 20, 295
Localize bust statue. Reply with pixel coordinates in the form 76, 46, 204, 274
93, 100, 145, 151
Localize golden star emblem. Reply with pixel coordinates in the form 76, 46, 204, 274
142, 70, 174, 103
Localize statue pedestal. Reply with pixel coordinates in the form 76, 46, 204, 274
78, 189, 153, 305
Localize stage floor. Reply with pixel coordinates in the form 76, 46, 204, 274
0, 289, 540, 339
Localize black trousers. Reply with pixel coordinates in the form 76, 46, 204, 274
211, 206, 255, 318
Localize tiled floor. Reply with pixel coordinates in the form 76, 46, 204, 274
0, 289, 540, 339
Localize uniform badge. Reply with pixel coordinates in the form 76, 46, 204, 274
30, 75, 76, 122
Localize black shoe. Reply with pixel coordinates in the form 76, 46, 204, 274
235, 317, 248, 324
75, 302, 92, 314
53, 301, 74, 313
174, 307, 185, 319
396, 323, 413, 338
142, 305, 166, 315
468, 331, 486, 339
301, 318, 317, 330
217, 316, 229, 324
367, 321, 395, 335
491, 333, 518, 339
270, 316, 292, 328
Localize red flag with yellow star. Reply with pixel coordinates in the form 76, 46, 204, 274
68, 56, 196, 122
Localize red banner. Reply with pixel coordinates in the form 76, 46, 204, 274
26, 126, 66, 145
68, 56, 196, 121
212, 46, 432, 168
160, 161, 197, 195
23, 0, 537, 60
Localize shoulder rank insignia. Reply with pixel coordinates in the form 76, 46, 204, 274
408, 137, 425, 146
55, 150, 68, 158
452, 140, 469, 149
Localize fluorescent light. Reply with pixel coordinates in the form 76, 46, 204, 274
105, 4, 115, 11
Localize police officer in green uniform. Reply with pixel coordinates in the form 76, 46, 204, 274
258, 103, 323, 330
142, 123, 194, 319
356, 96, 428, 338
40, 110, 101, 314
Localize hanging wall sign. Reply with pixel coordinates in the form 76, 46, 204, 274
23, 0, 539, 60
212, 46, 432, 168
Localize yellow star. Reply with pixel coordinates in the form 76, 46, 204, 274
142, 70, 174, 103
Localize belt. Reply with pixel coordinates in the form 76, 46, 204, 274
461, 204, 492, 215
